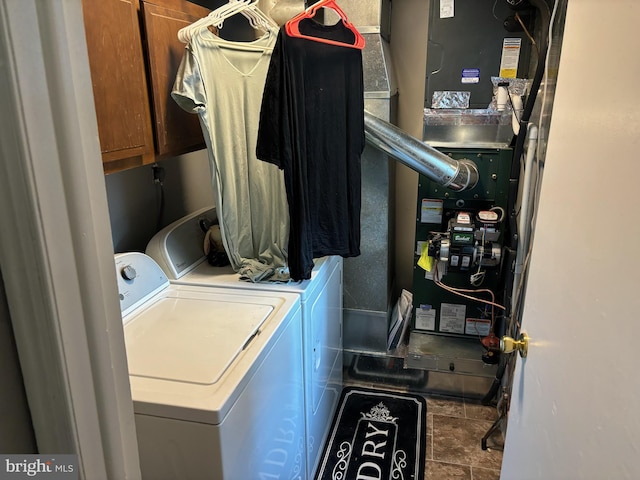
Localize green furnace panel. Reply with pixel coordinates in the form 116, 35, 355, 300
412, 147, 512, 339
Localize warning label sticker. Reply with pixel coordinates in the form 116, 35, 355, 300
465, 318, 492, 336
421, 199, 443, 224
499, 38, 522, 78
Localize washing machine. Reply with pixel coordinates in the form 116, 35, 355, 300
115, 252, 306, 479
145, 207, 343, 479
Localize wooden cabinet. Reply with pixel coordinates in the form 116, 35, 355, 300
82, 0, 155, 173
141, 0, 208, 157
82, 0, 208, 174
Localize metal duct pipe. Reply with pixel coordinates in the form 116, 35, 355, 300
364, 110, 479, 191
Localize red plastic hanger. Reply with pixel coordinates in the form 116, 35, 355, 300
285, 0, 365, 50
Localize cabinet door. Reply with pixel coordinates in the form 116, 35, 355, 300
82, 0, 155, 173
141, 1, 208, 157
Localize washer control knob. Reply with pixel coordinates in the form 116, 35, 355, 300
121, 265, 137, 281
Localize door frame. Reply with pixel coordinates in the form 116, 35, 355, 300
0, 1, 140, 478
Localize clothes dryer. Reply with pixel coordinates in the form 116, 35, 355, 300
115, 252, 306, 479
146, 207, 343, 478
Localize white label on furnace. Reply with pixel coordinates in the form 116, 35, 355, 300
425, 260, 446, 281
499, 38, 522, 78
456, 212, 471, 224
424, 268, 434, 281
415, 307, 436, 331
421, 199, 443, 224
440, 0, 454, 18
439, 303, 466, 334
465, 318, 492, 336
478, 210, 499, 222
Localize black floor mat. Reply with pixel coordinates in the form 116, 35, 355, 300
315, 386, 427, 480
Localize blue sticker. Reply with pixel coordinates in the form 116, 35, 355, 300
461, 68, 480, 84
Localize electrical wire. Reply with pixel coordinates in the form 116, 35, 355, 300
470, 270, 486, 287
470, 305, 493, 344
471, 228, 486, 286
155, 184, 165, 232
536, 0, 561, 167
492, 0, 500, 20
515, 12, 539, 58
432, 261, 507, 340
435, 279, 506, 312
490, 206, 506, 222
153, 164, 165, 231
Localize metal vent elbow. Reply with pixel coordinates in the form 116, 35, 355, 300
363, 111, 479, 192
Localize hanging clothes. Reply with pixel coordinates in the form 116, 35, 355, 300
172, 29, 290, 282
256, 20, 365, 281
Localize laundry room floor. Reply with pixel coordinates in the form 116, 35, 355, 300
343, 362, 504, 480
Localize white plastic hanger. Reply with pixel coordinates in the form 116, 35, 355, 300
179, 0, 254, 44
178, 0, 279, 45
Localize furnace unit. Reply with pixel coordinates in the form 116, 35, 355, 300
406, 147, 513, 393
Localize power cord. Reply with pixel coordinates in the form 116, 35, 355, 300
470, 228, 487, 286
152, 164, 166, 231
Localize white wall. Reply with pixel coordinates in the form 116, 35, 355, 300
105, 150, 214, 253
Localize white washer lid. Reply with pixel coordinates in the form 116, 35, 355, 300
124, 292, 273, 385
122, 284, 300, 425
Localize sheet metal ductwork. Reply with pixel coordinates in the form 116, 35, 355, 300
338, 0, 398, 352
364, 111, 479, 192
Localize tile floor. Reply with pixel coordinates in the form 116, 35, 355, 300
343, 361, 504, 480
425, 396, 503, 480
